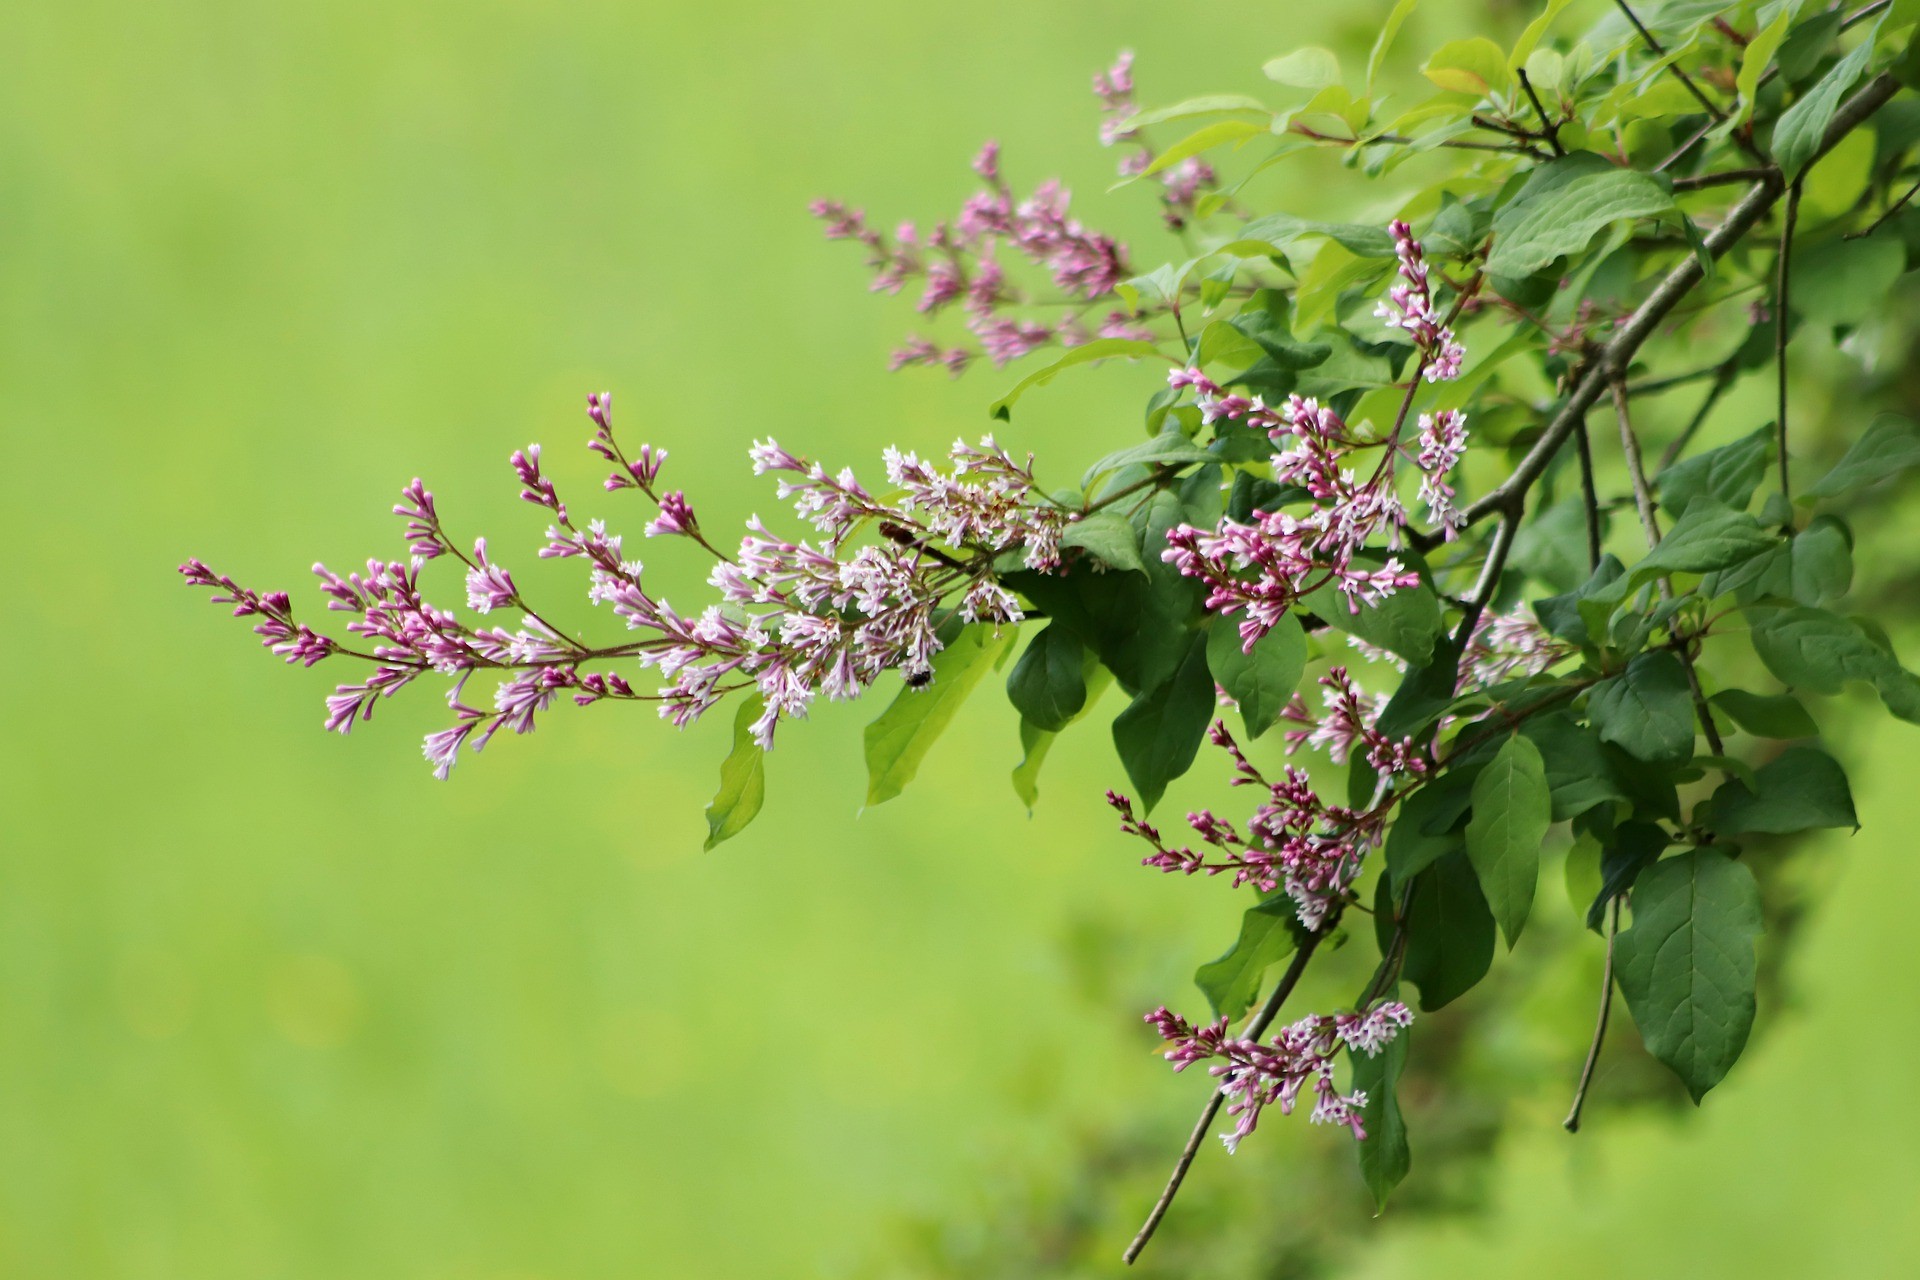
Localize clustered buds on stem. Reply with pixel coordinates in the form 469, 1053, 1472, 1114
1146, 1001, 1414, 1150
182, 393, 1072, 775
812, 52, 1218, 374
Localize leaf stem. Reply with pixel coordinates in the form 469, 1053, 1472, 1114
1563, 894, 1621, 1132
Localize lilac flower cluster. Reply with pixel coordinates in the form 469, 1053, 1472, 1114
1376, 219, 1466, 382
1158, 223, 1471, 648
814, 53, 1226, 374
182, 394, 1068, 776
1146, 1001, 1414, 1150
1110, 717, 1416, 930
1159, 377, 1424, 650
1091, 51, 1220, 231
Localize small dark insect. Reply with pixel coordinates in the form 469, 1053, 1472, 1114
878, 521, 919, 546
905, 668, 933, 688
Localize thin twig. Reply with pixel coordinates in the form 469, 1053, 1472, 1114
1122, 929, 1327, 1265
1575, 417, 1603, 572
1611, 0, 1727, 124
1657, 362, 1737, 471
1517, 68, 1565, 156
1671, 166, 1774, 192
1777, 179, 1802, 505
1612, 373, 1662, 550
1564, 895, 1621, 1132
1424, 72, 1902, 552
1847, 173, 1920, 239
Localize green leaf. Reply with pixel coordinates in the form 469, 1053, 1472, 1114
1736, 4, 1796, 125
1586, 503, 1778, 627
1511, 0, 1575, 70
1195, 899, 1300, 1021
1010, 664, 1113, 813
1465, 734, 1552, 948
1059, 510, 1147, 574
1367, 0, 1421, 93
1747, 605, 1920, 721
1351, 1025, 1411, 1208
1616, 850, 1764, 1102
1707, 744, 1857, 834
1238, 213, 1397, 260
1535, 555, 1626, 646
1771, 19, 1880, 178
1399, 850, 1496, 1011
1588, 650, 1697, 765
1264, 47, 1342, 89
1485, 153, 1677, 277
1375, 636, 1463, 742
1386, 772, 1472, 887
703, 694, 767, 851
1006, 625, 1087, 733
1111, 632, 1214, 812
864, 624, 1016, 806
1123, 93, 1272, 129
1134, 119, 1266, 181
1521, 711, 1631, 820
1710, 688, 1818, 738
1792, 235, 1905, 331
1081, 429, 1217, 490
1303, 563, 1444, 666
1587, 820, 1668, 930
1424, 36, 1512, 97
1208, 613, 1306, 738
1655, 426, 1774, 516
1805, 413, 1920, 498
988, 338, 1168, 421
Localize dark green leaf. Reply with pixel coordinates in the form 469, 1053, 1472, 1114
1059, 511, 1147, 574
1010, 664, 1113, 813
1588, 650, 1697, 764
1707, 744, 1857, 835
1586, 820, 1668, 930
1386, 772, 1472, 887
1710, 688, 1818, 738
1195, 898, 1300, 1021
1747, 605, 1920, 722
1303, 560, 1444, 665
1006, 625, 1087, 733
1535, 555, 1625, 646
1375, 636, 1463, 741
1351, 1024, 1411, 1208
1616, 850, 1764, 1102
1655, 426, 1774, 517
1208, 613, 1307, 738
865, 624, 1016, 805
1521, 711, 1628, 821
1465, 734, 1552, 948
704, 694, 767, 851
1112, 632, 1214, 812
1400, 850, 1497, 1011
1793, 235, 1904, 332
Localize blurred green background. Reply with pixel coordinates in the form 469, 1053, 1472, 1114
7, 0, 1920, 1275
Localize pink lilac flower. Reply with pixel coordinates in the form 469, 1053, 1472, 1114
1415, 409, 1469, 539
1146, 1000, 1414, 1151
185, 397, 1068, 777
1376, 219, 1466, 382
1111, 720, 1407, 929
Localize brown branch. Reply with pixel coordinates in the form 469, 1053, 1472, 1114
1425, 72, 1902, 552
1776, 179, 1802, 506
1517, 68, 1566, 156
1123, 929, 1328, 1265
1575, 417, 1603, 572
